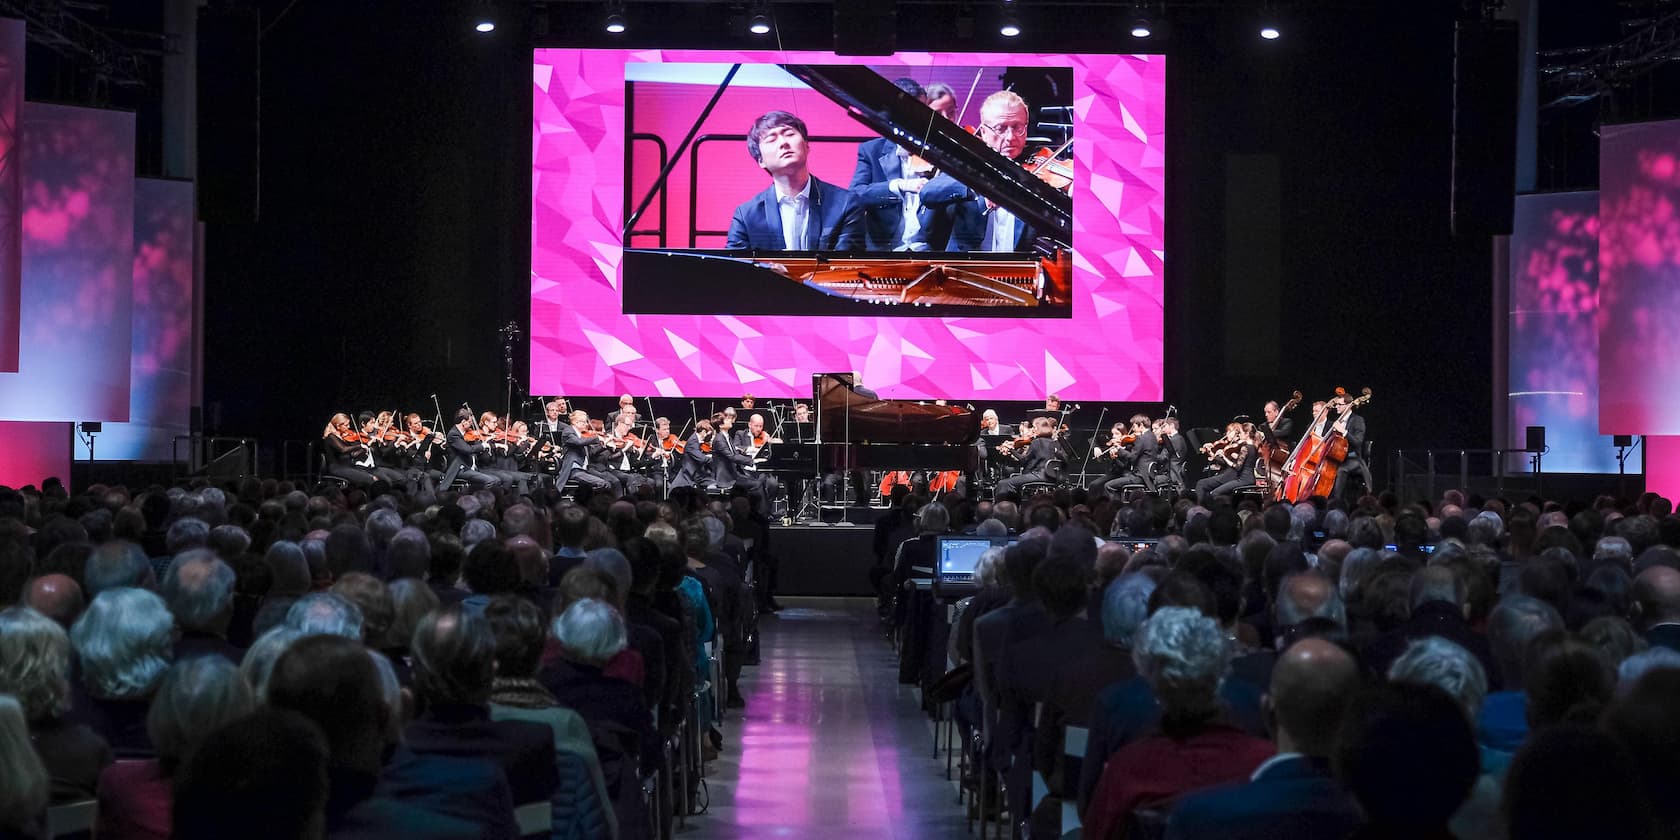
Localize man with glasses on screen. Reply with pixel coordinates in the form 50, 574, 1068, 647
914, 91, 1044, 253
726, 110, 863, 252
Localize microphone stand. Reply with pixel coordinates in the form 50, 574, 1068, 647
499, 322, 522, 428
1076, 406, 1108, 487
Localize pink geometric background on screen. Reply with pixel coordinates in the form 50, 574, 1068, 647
1598, 119, 1680, 435
531, 50, 1165, 401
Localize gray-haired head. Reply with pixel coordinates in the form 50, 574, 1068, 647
1410, 564, 1467, 612
1594, 536, 1634, 571
584, 548, 632, 596
552, 598, 627, 664
0, 606, 73, 721
364, 509, 403, 551
1388, 635, 1488, 718
917, 503, 951, 535
239, 626, 305, 702
701, 515, 726, 549
1322, 509, 1350, 540
1275, 572, 1346, 630
1466, 512, 1503, 546
162, 549, 236, 634
410, 605, 496, 707
207, 524, 251, 560
70, 587, 175, 700
1133, 606, 1231, 719
263, 541, 311, 596
165, 517, 210, 556
976, 518, 1008, 538
1488, 594, 1565, 689
84, 541, 155, 597
1339, 547, 1382, 599
386, 527, 432, 581
148, 656, 254, 770
1616, 647, 1680, 695
1102, 572, 1157, 647
975, 546, 1008, 588
460, 518, 497, 551
284, 592, 364, 640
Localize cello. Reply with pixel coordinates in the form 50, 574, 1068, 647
1277, 387, 1372, 502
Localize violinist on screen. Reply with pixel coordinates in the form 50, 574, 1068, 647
914, 91, 1051, 253
725, 111, 864, 252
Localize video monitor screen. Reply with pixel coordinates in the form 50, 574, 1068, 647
532, 49, 1165, 402
938, 537, 999, 579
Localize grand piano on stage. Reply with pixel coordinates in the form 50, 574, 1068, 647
758, 374, 981, 484
622, 64, 1074, 319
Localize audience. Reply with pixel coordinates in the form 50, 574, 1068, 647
68, 587, 176, 755
171, 708, 332, 840
0, 606, 112, 802
1335, 682, 1479, 840
0, 694, 51, 839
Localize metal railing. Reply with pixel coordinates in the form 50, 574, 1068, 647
1390, 448, 1541, 502
171, 436, 259, 482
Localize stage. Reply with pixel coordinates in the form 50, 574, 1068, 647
771, 523, 879, 597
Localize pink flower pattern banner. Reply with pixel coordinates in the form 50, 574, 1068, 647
531, 49, 1165, 401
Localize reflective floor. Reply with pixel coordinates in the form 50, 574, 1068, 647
680, 597, 970, 839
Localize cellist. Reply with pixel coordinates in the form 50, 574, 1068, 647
1326, 393, 1373, 499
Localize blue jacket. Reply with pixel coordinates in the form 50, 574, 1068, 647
724, 175, 863, 251
1165, 754, 1364, 840
848, 137, 920, 250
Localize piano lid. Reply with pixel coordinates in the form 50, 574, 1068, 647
816, 373, 981, 445
778, 64, 1072, 250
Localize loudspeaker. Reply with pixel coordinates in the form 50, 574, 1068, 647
1525, 426, 1546, 453
835, 0, 896, 56
78, 422, 103, 433
1614, 434, 1633, 448
1450, 19, 1519, 237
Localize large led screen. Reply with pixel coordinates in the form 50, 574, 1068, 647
0, 102, 134, 421
1507, 190, 1619, 473
1599, 119, 1680, 435
79, 178, 195, 462
532, 50, 1165, 400
0, 421, 69, 488
0, 18, 21, 372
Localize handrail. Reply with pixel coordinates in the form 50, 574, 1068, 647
1390, 447, 1533, 501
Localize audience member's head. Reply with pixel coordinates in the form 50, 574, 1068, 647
1487, 594, 1565, 690
261, 541, 310, 596
23, 574, 83, 628
0, 607, 73, 722
1101, 573, 1156, 647
1335, 682, 1479, 836
1388, 635, 1488, 719
1503, 723, 1656, 840
265, 634, 390, 772
1274, 571, 1345, 638
386, 527, 432, 581
1631, 565, 1680, 631
162, 549, 237, 636
172, 708, 331, 840
1601, 669, 1680, 833
484, 595, 547, 681
284, 592, 364, 639
329, 572, 393, 648
1133, 607, 1229, 734
552, 598, 626, 666
1267, 638, 1358, 757
239, 626, 304, 702
409, 605, 496, 707
147, 656, 255, 772
388, 577, 440, 653
1522, 637, 1614, 731
70, 587, 174, 700
0, 694, 48, 836
84, 540, 154, 596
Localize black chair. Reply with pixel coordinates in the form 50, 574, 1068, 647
315, 440, 350, 488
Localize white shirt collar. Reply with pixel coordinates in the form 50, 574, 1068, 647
775, 177, 813, 204
1249, 752, 1304, 782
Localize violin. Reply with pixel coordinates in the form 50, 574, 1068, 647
661, 433, 686, 455
1023, 145, 1074, 193
339, 430, 368, 444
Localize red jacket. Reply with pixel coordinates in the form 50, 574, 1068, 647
1084, 722, 1275, 839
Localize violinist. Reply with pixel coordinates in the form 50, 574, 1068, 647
597, 412, 652, 496
915, 91, 1050, 253
441, 408, 502, 490
996, 416, 1065, 499
735, 412, 783, 505
535, 398, 569, 441
849, 77, 938, 251
725, 110, 864, 252
355, 412, 412, 487
1091, 415, 1158, 498
555, 410, 620, 497
321, 413, 385, 488
1153, 416, 1190, 488
669, 419, 715, 492
394, 412, 446, 491
926, 82, 958, 122
476, 412, 533, 495
605, 394, 637, 428
1196, 422, 1260, 505
710, 411, 769, 509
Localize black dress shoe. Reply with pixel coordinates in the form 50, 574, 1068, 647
727, 692, 746, 708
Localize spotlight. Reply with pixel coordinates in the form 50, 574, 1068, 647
1259, 23, 1280, 39
1130, 18, 1152, 38
999, 15, 1021, 37
605, 12, 627, 33
474, 19, 496, 33
748, 12, 772, 34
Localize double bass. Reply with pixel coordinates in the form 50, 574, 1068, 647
1275, 387, 1373, 502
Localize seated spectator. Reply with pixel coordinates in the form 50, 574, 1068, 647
96, 656, 254, 840
1167, 639, 1363, 840
1523, 637, 1614, 732
1631, 565, 1680, 652
1480, 594, 1564, 755
541, 598, 658, 799
1335, 682, 1479, 840
405, 605, 557, 806
265, 634, 515, 838
0, 694, 50, 839
84, 540, 156, 597
238, 626, 304, 702
1604, 667, 1680, 835
284, 591, 364, 639
1364, 564, 1496, 680
1579, 614, 1647, 666
261, 541, 311, 597
161, 549, 244, 663
387, 577, 440, 664
484, 595, 615, 840
331, 572, 395, 650
69, 588, 176, 756
1084, 607, 1275, 838
24, 573, 84, 629
0, 607, 112, 801
171, 709, 332, 840
1503, 723, 1655, 840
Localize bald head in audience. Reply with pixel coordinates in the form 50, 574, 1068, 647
1269, 638, 1359, 756
1633, 566, 1680, 631
25, 574, 84, 628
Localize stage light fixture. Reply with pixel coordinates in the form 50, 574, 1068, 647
1130, 18, 1152, 38
475, 19, 496, 33
1259, 24, 1280, 39
999, 15, 1021, 37
749, 14, 772, 34
605, 12, 627, 33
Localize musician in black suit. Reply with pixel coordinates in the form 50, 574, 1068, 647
553, 411, 619, 497
1264, 400, 1295, 440
1325, 396, 1372, 499
440, 409, 501, 490
1197, 424, 1261, 504
395, 412, 446, 491
849, 78, 937, 251
710, 412, 768, 509
1152, 416, 1190, 490
996, 417, 1064, 499
733, 413, 783, 511
725, 111, 864, 252
669, 419, 715, 492
913, 91, 1044, 252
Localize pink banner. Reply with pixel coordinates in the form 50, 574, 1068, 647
0, 421, 70, 488
0, 102, 135, 421
0, 18, 22, 372
1647, 436, 1680, 503
532, 50, 1165, 401
1598, 119, 1680, 434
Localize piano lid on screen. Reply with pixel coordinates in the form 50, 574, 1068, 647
778, 64, 1073, 251
816, 373, 981, 445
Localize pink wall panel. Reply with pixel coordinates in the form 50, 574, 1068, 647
533, 50, 1166, 401
0, 18, 22, 371
1598, 119, 1680, 434
0, 102, 135, 421
0, 421, 70, 488
1646, 436, 1680, 502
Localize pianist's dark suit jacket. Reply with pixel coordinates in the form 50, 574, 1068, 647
724, 175, 864, 252
913, 171, 1043, 252
849, 137, 919, 250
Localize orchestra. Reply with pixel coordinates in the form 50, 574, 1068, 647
313, 385, 1374, 512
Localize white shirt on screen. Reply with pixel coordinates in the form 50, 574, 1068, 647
892, 149, 925, 251
985, 203, 1018, 252
776, 178, 812, 251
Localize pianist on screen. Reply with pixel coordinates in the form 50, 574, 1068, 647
725, 110, 864, 252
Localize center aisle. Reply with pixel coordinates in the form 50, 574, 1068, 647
680, 597, 970, 839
